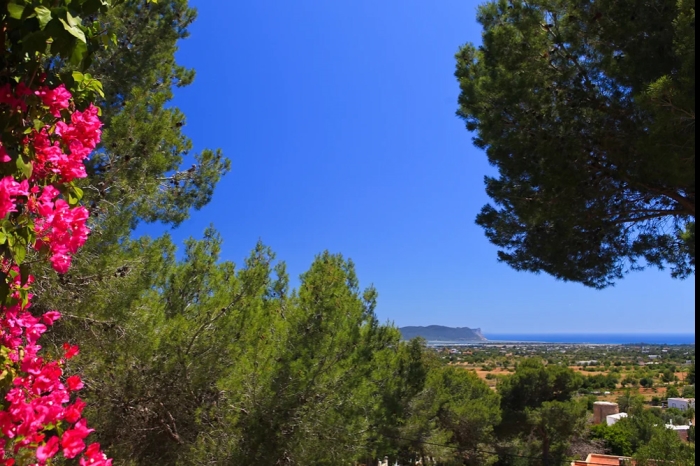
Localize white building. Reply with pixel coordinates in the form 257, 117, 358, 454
666, 423, 691, 441
606, 412, 628, 426
667, 397, 695, 411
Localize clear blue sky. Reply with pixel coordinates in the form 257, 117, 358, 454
141, 0, 695, 334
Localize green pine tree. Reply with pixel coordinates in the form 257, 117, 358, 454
455, 0, 695, 288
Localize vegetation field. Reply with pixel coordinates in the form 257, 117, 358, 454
446, 342, 695, 407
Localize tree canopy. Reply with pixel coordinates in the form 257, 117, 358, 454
455, 0, 695, 288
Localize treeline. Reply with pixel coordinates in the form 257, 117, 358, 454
26, 1, 695, 465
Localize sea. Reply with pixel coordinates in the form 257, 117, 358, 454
483, 333, 695, 345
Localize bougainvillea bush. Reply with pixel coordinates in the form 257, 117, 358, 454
0, 1, 144, 464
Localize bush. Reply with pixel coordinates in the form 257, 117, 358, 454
665, 385, 680, 399
682, 385, 695, 398
586, 395, 598, 411
640, 377, 654, 388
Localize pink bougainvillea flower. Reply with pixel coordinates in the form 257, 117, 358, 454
61, 419, 94, 459
1, 79, 108, 465
64, 398, 86, 424
66, 375, 84, 391
63, 343, 80, 359
0, 176, 29, 219
35, 84, 72, 117
36, 435, 60, 462
41, 311, 62, 326
79, 443, 112, 466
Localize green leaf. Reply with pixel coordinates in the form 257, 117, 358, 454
73, 186, 84, 201
70, 39, 88, 66
72, 71, 85, 83
0, 231, 6, 245
11, 242, 26, 265
16, 156, 33, 178
59, 18, 87, 43
7, 2, 25, 20
89, 79, 105, 98
35, 6, 52, 29
65, 10, 81, 28
33, 119, 44, 131
67, 186, 84, 205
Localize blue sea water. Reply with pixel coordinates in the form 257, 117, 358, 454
484, 333, 695, 345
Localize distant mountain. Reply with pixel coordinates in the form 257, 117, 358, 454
399, 325, 487, 342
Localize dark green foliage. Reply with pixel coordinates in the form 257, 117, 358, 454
682, 384, 695, 398
590, 422, 634, 457
581, 373, 618, 390
200, 251, 398, 465
495, 359, 586, 465
524, 400, 587, 466
497, 358, 582, 434
49, 230, 411, 464
640, 376, 654, 388
455, 0, 695, 288
688, 364, 696, 384
397, 365, 502, 465
665, 385, 680, 398
616, 390, 645, 414
589, 410, 668, 457
635, 422, 695, 465
370, 337, 438, 462
661, 369, 677, 383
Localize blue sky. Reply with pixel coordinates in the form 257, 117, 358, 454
140, 0, 695, 334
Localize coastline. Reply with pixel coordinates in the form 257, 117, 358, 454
407, 333, 695, 347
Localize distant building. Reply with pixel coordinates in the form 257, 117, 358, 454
666, 423, 691, 442
576, 360, 598, 365
606, 412, 628, 426
648, 355, 659, 359
667, 397, 695, 411
593, 402, 619, 424
572, 453, 632, 465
